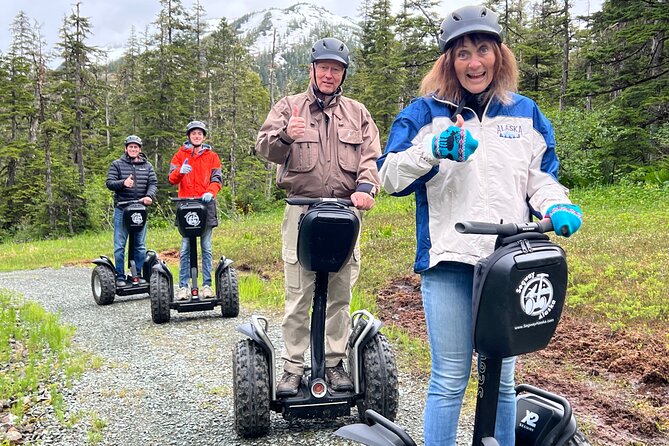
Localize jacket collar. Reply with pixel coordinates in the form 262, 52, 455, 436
308, 83, 341, 110
182, 142, 212, 157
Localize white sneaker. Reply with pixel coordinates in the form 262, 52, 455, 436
176, 286, 190, 301
201, 285, 214, 298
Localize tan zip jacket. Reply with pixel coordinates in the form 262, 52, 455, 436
255, 86, 381, 199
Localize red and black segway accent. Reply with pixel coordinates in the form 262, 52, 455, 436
92, 200, 163, 305
336, 219, 590, 446
232, 198, 399, 438
149, 197, 239, 324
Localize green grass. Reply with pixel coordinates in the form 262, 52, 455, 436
558, 184, 669, 331
2, 184, 668, 444
1, 184, 668, 367
0, 290, 96, 431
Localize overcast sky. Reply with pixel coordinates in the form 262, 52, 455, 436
1, 0, 602, 57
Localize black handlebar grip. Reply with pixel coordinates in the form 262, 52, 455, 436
537, 219, 554, 234
456, 219, 555, 236
455, 221, 499, 234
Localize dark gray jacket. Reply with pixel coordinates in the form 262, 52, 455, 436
106, 152, 158, 207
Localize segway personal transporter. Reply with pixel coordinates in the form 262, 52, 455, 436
92, 200, 161, 305
150, 197, 239, 324
336, 219, 590, 446
232, 197, 399, 438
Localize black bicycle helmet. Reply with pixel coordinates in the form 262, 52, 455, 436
124, 135, 142, 147
186, 120, 207, 136
438, 6, 503, 53
310, 37, 350, 68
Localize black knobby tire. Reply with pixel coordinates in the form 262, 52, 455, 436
150, 273, 171, 324
218, 266, 239, 318
353, 332, 399, 422
232, 339, 270, 438
566, 431, 592, 446
92, 265, 116, 305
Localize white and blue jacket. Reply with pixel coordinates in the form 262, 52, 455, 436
378, 93, 571, 273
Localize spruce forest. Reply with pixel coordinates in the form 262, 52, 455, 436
0, 0, 666, 240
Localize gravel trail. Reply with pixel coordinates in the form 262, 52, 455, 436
0, 267, 474, 446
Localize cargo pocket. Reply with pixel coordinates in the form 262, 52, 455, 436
287, 129, 319, 172
282, 247, 301, 290
337, 127, 363, 173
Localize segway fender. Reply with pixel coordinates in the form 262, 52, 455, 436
359, 318, 383, 346
335, 424, 407, 446
349, 310, 384, 348
143, 250, 158, 279
151, 260, 171, 276
236, 323, 265, 344
216, 256, 234, 271
236, 316, 275, 357
92, 256, 114, 270
335, 410, 417, 446
236, 316, 277, 399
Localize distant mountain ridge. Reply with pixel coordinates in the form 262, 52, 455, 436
230, 2, 360, 58
101, 3, 360, 95
229, 2, 361, 94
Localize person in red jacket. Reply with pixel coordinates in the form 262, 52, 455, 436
168, 121, 222, 300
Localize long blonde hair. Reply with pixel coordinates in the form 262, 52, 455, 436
420, 34, 518, 105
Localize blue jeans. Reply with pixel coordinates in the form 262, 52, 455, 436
113, 207, 147, 280
179, 226, 213, 288
422, 262, 516, 446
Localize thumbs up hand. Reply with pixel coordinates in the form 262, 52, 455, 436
123, 174, 134, 188
427, 114, 478, 162
286, 105, 305, 141
179, 158, 192, 174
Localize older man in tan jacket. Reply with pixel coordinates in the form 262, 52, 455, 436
255, 37, 381, 397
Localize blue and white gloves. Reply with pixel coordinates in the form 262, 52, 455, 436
423, 115, 478, 163
202, 192, 214, 203
545, 204, 583, 237
179, 158, 192, 174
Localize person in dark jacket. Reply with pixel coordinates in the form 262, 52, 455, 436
106, 135, 158, 286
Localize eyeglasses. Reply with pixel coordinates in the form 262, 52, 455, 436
315, 64, 344, 76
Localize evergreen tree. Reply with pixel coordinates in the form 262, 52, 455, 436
205, 18, 270, 213
395, 0, 441, 108
54, 3, 106, 186
349, 0, 403, 140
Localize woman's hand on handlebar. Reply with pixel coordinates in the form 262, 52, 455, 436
545, 203, 583, 237
140, 196, 153, 206
351, 191, 375, 211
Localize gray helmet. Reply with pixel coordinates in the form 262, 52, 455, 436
124, 135, 142, 147
186, 120, 207, 136
310, 37, 349, 68
438, 6, 503, 53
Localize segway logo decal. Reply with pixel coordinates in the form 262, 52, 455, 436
516, 272, 556, 320
130, 212, 144, 225
520, 410, 539, 430
184, 211, 201, 227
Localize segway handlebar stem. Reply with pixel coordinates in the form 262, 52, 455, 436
455, 219, 554, 237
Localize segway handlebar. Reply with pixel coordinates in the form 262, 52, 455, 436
116, 199, 145, 207
285, 197, 354, 207
455, 219, 554, 237
170, 197, 205, 203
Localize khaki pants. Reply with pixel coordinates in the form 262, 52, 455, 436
280, 204, 361, 375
